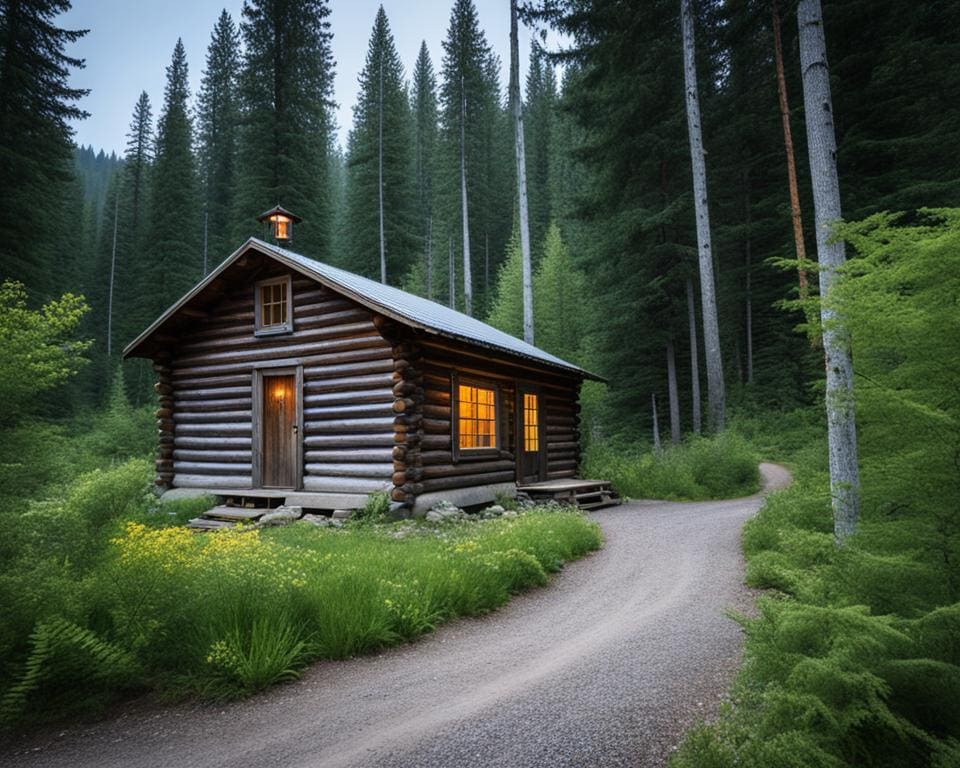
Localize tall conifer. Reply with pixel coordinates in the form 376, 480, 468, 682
411, 41, 438, 296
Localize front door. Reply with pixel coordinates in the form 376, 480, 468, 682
517, 385, 546, 484
261, 373, 297, 488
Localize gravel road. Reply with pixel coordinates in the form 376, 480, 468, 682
4, 463, 790, 768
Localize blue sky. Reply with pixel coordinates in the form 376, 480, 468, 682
62, 0, 555, 156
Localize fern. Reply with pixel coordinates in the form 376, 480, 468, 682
0, 617, 139, 728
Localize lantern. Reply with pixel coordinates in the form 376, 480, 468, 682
257, 205, 302, 245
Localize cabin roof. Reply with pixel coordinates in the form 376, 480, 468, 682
124, 238, 603, 381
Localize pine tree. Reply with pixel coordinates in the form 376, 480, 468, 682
0, 0, 89, 297
343, 6, 415, 283
233, 0, 336, 257
197, 10, 241, 266
149, 39, 200, 318
524, 42, 557, 253
411, 41, 438, 297
486, 222, 523, 338
532, 223, 586, 363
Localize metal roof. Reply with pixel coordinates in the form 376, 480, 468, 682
124, 238, 601, 381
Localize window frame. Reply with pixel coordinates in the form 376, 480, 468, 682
451, 372, 501, 461
254, 275, 293, 336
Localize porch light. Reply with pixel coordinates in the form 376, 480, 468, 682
257, 205, 302, 245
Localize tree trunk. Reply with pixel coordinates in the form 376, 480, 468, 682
378, 52, 386, 284
459, 75, 472, 315
106, 193, 119, 357
681, 0, 725, 432
448, 235, 455, 309
651, 393, 662, 455
510, 0, 534, 345
666, 340, 681, 445
744, 172, 754, 385
686, 278, 702, 435
798, 0, 860, 543
426, 215, 433, 299
773, 0, 809, 299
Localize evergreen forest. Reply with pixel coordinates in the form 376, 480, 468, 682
1, 0, 959, 764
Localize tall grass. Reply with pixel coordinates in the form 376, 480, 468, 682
583, 431, 760, 501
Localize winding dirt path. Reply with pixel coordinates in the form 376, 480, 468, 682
4, 463, 790, 768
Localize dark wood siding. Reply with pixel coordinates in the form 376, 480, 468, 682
407, 338, 581, 502
168, 271, 394, 493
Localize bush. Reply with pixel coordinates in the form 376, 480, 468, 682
583, 431, 760, 501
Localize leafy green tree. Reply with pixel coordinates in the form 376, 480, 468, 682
148, 39, 200, 320
411, 41, 438, 298
0, 0, 88, 297
197, 10, 242, 267
343, 6, 415, 283
0, 281, 89, 426
233, 0, 336, 257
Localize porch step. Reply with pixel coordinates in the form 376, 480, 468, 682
187, 517, 238, 530
516, 479, 621, 511
204, 505, 265, 521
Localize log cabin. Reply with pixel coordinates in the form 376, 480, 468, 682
124, 236, 608, 515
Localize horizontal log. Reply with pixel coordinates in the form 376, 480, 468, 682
422, 418, 450, 434
303, 433, 395, 449
301, 358, 394, 380
390, 488, 409, 502
302, 417, 395, 434
170, 373, 250, 389
176, 397, 253, 413
422, 459, 514, 480
547, 469, 577, 480
421, 434, 451, 451
176, 386, 252, 401
423, 404, 451, 420
175, 423, 252, 437
302, 476, 391, 494
174, 474, 253, 489
304, 463, 392, 479
304, 403, 394, 421
423, 388, 451, 406
174, 461, 253, 476
392, 381, 416, 397
305, 448, 394, 464
419, 470, 516, 493
420, 450, 453, 466
178, 321, 378, 357
172, 346, 391, 380
175, 436, 252, 449
303, 389, 393, 408
392, 398, 415, 414
174, 449, 251, 463
303, 372, 394, 394
174, 409, 251, 424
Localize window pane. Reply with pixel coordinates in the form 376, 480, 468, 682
458, 383, 497, 450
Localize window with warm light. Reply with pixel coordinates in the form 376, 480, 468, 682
458, 383, 497, 450
255, 276, 292, 334
523, 393, 539, 451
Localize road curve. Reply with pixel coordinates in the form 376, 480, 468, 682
5, 463, 790, 768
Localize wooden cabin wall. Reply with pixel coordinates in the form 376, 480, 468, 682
400, 338, 582, 503
166, 271, 394, 493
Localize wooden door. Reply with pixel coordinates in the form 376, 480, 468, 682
517, 385, 546, 484
261, 373, 297, 488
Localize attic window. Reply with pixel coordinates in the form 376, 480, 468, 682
255, 276, 293, 335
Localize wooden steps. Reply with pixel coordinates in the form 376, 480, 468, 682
188, 498, 285, 530
517, 479, 621, 511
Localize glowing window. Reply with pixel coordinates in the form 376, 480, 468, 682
523, 393, 539, 452
256, 277, 291, 332
458, 384, 497, 449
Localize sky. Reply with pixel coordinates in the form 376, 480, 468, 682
61, 0, 558, 157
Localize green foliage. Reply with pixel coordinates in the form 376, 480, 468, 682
0, 281, 90, 425
0, 618, 139, 729
583, 431, 760, 501
352, 490, 391, 525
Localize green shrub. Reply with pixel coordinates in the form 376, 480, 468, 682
352, 490, 391, 524
583, 431, 760, 501
64, 459, 152, 532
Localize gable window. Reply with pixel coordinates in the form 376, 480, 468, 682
457, 382, 498, 451
255, 276, 293, 335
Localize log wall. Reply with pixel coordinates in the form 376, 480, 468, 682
169, 269, 394, 493
412, 338, 582, 499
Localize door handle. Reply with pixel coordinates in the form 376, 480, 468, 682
292, 425, 299, 434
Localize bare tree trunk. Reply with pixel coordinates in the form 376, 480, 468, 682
426, 215, 433, 300
773, 0, 809, 299
666, 340, 681, 445
510, 0, 534, 344
681, 0, 725, 432
686, 278, 702, 435
106, 193, 119, 357
798, 0, 860, 543
378, 52, 386, 284
448, 235, 455, 310
651, 394, 662, 455
460, 75, 472, 315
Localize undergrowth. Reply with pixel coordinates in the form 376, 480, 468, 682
582, 431, 760, 501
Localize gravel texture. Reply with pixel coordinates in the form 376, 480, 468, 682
3, 464, 790, 768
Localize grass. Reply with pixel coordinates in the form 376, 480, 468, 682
583, 431, 761, 501
0, 468, 602, 724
